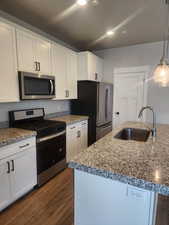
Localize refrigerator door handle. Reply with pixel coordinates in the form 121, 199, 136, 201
105, 88, 108, 120
97, 85, 100, 122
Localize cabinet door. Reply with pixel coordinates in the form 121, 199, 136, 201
96, 57, 103, 82
16, 30, 36, 73
11, 147, 37, 201
0, 160, 12, 211
35, 38, 51, 75
80, 120, 88, 150
66, 124, 78, 162
0, 22, 19, 102
88, 52, 97, 81
67, 49, 78, 99
51, 43, 67, 99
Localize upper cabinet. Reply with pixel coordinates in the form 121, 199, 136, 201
0, 21, 19, 102
78, 51, 103, 82
66, 49, 78, 99
0, 17, 80, 102
51, 43, 77, 100
16, 29, 51, 75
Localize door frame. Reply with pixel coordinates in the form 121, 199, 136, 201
113, 66, 150, 124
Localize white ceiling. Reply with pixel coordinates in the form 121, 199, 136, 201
0, 0, 166, 50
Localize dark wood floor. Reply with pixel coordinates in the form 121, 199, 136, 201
0, 168, 74, 225
1, 167, 169, 225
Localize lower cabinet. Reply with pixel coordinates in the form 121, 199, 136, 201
66, 120, 88, 162
75, 170, 156, 225
0, 137, 37, 211
0, 161, 11, 211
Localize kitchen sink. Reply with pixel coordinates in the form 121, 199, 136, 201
114, 128, 150, 142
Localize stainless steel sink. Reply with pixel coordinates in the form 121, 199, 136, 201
114, 128, 150, 142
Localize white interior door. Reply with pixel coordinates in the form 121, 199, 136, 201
113, 68, 147, 128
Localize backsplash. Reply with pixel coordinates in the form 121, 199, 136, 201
0, 100, 70, 128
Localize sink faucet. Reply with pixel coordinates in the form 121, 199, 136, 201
138, 106, 157, 138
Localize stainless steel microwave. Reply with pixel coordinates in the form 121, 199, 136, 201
18, 71, 55, 100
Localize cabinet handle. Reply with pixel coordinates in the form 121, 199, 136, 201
70, 126, 76, 129
7, 161, 10, 174
77, 130, 81, 138
95, 73, 98, 80
19, 143, 30, 149
38, 62, 41, 71
35, 62, 38, 71
65, 90, 69, 98
11, 160, 14, 172
65, 90, 68, 98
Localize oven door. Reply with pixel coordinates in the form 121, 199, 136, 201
19, 71, 55, 100
37, 131, 66, 175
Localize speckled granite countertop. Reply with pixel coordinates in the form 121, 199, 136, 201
0, 128, 36, 147
50, 115, 88, 125
69, 122, 169, 196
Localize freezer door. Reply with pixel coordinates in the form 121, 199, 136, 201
97, 83, 113, 126
96, 122, 112, 141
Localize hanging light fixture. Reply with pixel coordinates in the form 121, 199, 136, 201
153, 0, 169, 87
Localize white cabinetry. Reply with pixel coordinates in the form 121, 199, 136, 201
0, 161, 11, 210
0, 21, 19, 102
78, 51, 103, 82
66, 49, 78, 99
66, 120, 88, 162
51, 43, 77, 99
0, 137, 37, 211
16, 29, 51, 75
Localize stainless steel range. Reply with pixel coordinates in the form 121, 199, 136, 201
9, 108, 66, 186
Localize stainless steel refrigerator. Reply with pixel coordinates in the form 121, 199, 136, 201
71, 81, 113, 146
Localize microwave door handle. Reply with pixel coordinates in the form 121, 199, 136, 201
50, 80, 54, 95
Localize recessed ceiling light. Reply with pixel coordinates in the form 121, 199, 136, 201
122, 30, 127, 34
92, 0, 99, 5
77, 0, 88, 6
106, 30, 114, 36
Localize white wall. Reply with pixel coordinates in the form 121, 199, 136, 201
95, 42, 169, 124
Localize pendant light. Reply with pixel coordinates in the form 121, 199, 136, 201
153, 0, 169, 87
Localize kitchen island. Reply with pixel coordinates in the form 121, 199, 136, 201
69, 122, 169, 225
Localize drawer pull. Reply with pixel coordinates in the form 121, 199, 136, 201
7, 161, 10, 174
70, 126, 76, 129
19, 143, 30, 149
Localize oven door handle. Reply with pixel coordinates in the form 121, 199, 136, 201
37, 131, 66, 143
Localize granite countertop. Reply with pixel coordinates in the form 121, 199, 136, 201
69, 121, 169, 196
0, 128, 37, 147
49, 114, 89, 125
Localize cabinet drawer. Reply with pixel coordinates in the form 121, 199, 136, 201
67, 124, 77, 131
0, 137, 36, 161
